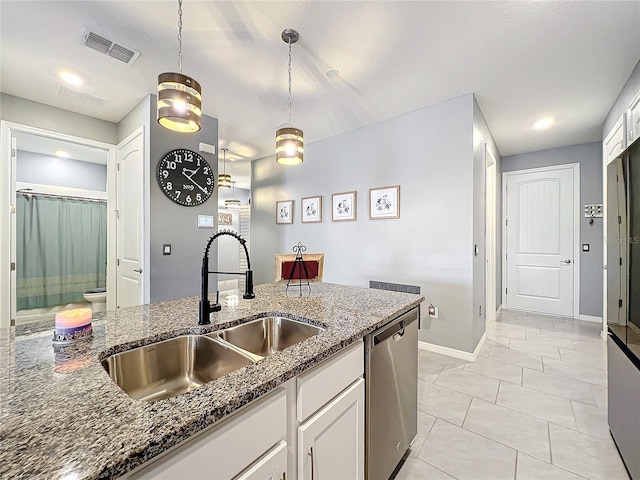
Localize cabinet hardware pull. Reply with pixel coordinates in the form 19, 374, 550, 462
309, 446, 314, 480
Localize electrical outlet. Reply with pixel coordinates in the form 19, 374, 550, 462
427, 304, 439, 318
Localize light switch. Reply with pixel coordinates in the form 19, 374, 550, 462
163, 244, 171, 255
582, 244, 590, 252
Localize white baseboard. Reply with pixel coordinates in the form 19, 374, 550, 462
578, 314, 602, 324
496, 304, 503, 314
418, 332, 486, 362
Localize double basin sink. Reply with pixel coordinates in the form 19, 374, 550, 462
101, 316, 324, 402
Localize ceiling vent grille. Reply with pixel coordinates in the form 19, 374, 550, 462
82, 28, 140, 65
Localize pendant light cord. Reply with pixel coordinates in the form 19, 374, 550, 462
287, 37, 292, 126
222, 148, 227, 175
177, 0, 183, 74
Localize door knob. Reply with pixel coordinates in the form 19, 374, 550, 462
133, 268, 143, 273
560, 259, 572, 264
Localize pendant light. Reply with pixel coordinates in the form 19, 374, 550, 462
157, 0, 202, 133
218, 148, 231, 189
225, 181, 241, 210
276, 29, 304, 165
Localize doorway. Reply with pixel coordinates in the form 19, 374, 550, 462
485, 145, 497, 322
0, 121, 116, 328
502, 164, 580, 317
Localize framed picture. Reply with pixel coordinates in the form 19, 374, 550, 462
301, 196, 322, 223
331, 191, 357, 222
276, 200, 294, 224
369, 185, 400, 219
218, 212, 232, 225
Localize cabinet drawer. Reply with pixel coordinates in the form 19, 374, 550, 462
297, 341, 363, 422
128, 388, 286, 480
234, 440, 287, 480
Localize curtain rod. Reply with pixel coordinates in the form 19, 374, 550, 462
17, 189, 107, 204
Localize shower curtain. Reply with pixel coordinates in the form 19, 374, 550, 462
16, 194, 107, 310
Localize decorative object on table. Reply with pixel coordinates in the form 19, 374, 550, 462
157, 0, 202, 133
331, 191, 357, 222
224, 181, 241, 210
53, 308, 93, 345
218, 148, 231, 189
218, 212, 232, 225
276, 200, 294, 224
157, 148, 214, 206
301, 195, 322, 223
274, 253, 324, 283
286, 242, 312, 297
275, 29, 304, 165
369, 185, 400, 220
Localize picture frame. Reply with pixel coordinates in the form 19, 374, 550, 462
301, 195, 322, 223
218, 212, 232, 226
276, 200, 294, 224
369, 185, 400, 220
331, 191, 357, 222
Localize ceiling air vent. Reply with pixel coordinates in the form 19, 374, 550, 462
82, 28, 140, 65
59, 85, 105, 106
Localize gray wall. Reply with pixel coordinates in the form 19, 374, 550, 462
147, 95, 219, 303
603, 59, 640, 137
0, 93, 118, 144
472, 97, 502, 345
252, 94, 488, 353
16, 151, 107, 191
502, 142, 603, 317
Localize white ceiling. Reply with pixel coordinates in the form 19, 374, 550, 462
2, 1, 640, 187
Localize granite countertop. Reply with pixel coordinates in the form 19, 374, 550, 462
0, 282, 423, 480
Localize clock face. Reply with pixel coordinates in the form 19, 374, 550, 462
157, 149, 215, 206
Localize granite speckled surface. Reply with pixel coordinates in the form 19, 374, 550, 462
0, 282, 423, 480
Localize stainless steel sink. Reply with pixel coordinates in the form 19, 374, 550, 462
102, 335, 254, 401
210, 316, 324, 358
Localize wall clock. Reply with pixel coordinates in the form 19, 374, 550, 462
157, 149, 214, 206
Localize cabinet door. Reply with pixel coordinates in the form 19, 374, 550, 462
604, 115, 626, 164
629, 92, 640, 145
298, 378, 364, 480
235, 441, 287, 480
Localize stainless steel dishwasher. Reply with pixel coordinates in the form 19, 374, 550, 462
364, 307, 419, 480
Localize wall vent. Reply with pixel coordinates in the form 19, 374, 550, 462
82, 28, 140, 65
58, 85, 105, 106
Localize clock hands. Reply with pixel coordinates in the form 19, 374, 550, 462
182, 167, 208, 194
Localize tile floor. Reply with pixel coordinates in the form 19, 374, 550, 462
393, 309, 630, 480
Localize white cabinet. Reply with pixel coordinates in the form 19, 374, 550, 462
628, 91, 640, 145
297, 378, 365, 480
604, 114, 626, 164
235, 441, 287, 480
127, 389, 287, 480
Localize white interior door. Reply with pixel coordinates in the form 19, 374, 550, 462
504, 165, 578, 317
116, 127, 145, 308
486, 146, 497, 322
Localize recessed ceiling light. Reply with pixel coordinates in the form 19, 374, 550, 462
55, 150, 70, 158
325, 69, 340, 78
59, 71, 84, 87
533, 117, 554, 130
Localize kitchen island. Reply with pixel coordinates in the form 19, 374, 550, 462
0, 282, 423, 480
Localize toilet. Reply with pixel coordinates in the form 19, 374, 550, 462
83, 288, 107, 313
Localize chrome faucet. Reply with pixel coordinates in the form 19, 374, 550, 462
199, 230, 255, 325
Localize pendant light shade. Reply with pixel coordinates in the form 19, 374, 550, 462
225, 181, 241, 209
276, 29, 303, 165
157, 0, 202, 133
218, 148, 231, 189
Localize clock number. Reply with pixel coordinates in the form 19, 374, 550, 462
196, 193, 202, 202
196, 156, 201, 167
203, 187, 208, 194
186, 195, 192, 203
185, 152, 194, 162
173, 152, 183, 163
166, 182, 172, 191
166, 161, 177, 170
175, 191, 181, 198
206, 177, 212, 185
203, 166, 209, 175
162, 170, 169, 179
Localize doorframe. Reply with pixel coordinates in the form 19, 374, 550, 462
501, 163, 581, 318
0, 120, 116, 328
485, 144, 497, 323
